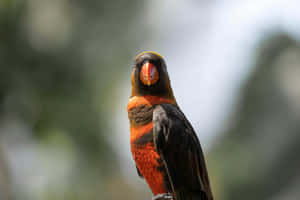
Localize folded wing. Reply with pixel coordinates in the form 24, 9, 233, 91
153, 104, 213, 200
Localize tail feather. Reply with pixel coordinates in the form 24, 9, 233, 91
174, 191, 208, 200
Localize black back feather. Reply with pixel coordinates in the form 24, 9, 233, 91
153, 104, 213, 200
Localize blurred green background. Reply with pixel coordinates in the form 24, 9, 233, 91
0, 1, 300, 200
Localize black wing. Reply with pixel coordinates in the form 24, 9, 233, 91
153, 104, 213, 200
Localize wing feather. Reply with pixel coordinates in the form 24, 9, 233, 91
153, 104, 213, 200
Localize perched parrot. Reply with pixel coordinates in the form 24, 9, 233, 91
127, 52, 213, 200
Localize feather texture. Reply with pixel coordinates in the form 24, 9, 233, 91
153, 104, 213, 200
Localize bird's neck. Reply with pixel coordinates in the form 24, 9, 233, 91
127, 95, 176, 112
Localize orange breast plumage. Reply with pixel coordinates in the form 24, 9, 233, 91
128, 96, 175, 195
131, 138, 167, 195
128, 106, 168, 194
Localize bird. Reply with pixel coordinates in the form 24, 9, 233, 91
127, 51, 213, 200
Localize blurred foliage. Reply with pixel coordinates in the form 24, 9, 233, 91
209, 33, 300, 200
0, 0, 146, 199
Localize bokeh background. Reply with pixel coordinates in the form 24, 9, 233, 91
1, 0, 300, 200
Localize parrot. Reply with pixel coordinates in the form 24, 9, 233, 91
127, 51, 213, 200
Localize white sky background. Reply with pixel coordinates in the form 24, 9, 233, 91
113, 0, 300, 185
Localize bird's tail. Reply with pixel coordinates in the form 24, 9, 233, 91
174, 190, 209, 200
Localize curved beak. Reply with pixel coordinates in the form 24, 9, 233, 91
140, 62, 159, 86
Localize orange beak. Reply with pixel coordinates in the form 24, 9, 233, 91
140, 62, 159, 86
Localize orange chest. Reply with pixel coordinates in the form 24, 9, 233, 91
128, 95, 175, 195
130, 127, 167, 195
129, 114, 168, 195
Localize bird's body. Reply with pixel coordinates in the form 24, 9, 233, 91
127, 52, 213, 200
128, 95, 176, 195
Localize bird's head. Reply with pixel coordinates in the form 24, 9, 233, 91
130, 51, 175, 100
